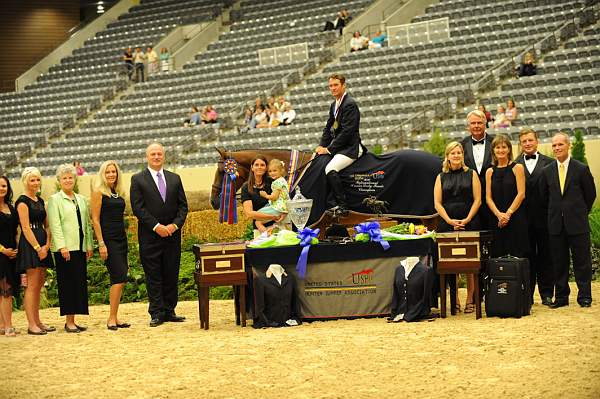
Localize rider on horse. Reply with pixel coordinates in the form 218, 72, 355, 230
315, 73, 367, 214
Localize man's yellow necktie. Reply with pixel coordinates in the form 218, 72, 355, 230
559, 163, 566, 194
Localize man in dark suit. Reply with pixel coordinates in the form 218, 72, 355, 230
515, 128, 554, 306
315, 73, 366, 213
541, 132, 596, 308
460, 109, 494, 229
131, 142, 189, 326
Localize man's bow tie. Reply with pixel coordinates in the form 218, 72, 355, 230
472, 139, 484, 145
525, 154, 537, 160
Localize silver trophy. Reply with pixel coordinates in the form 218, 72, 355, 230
287, 187, 313, 230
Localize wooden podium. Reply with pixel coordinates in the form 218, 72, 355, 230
436, 231, 491, 319
192, 243, 247, 330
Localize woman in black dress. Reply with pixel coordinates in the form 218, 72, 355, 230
91, 160, 130, 330
0, 176, 19, 337
485, 134, 528, 257
240, 155, 278, 235
434, 141, 482, 313
47, 164, 94, 333
16, 167, 55, 335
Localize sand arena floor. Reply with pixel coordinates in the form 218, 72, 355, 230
3, 282, 600, 399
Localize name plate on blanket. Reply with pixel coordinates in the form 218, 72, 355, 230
436, 231, 488, 273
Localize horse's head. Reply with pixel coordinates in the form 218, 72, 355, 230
210, 147, 250, 210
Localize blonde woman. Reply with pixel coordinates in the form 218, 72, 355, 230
15, 167, 55, 335
47, 164, 94, 333
434, 142, 482, 313
91, 161, 130, 330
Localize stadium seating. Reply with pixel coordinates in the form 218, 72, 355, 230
3, 0, 598, 177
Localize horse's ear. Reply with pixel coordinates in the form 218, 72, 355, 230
216, 147, 225, 157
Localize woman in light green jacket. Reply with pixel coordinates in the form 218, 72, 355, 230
47, 164, 93, 333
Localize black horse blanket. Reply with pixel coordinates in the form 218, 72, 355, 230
294, 150, 442, 225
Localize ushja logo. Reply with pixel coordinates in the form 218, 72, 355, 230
370, 170, 385, 180
351, 268, 374, 284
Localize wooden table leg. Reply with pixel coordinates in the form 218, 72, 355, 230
204, 287, 210, 330
474, 272, 482, 319
240, 284, 246, 327
440, 273, 446, 318
198, 285, 203, 328
449, 274, 457, 316
233, 285, 241, 326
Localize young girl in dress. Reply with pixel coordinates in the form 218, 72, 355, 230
257, 159, 290, 231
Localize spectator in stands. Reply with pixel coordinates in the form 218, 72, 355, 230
518, 52, 537, 77
369, 30, 387, 49
492, 105, 510, 128
133, 47, 146, 82
252, 97, 264, 113
201, 105, 218, 124
505, 99, 518, 125
350, 31, 368, 52
267, 96, 276, 111
239, 108, 254, 134
73, 161, 86, 176
256, 107, 274, 129
146, 46, 159, 76
478, 104, 493, 128
281, 103, 296, 125
184, 106, 201, 126
336, 9, 352, 34
160, 47, 170, 72
275, 95, 289, 112
123, 47, 134, 81
323, 8, 352, 35
47, 164, 94, 333
268, 106, 282, 127
250, 105, 267, 129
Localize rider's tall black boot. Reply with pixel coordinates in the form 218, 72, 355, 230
326, 170, 349, 216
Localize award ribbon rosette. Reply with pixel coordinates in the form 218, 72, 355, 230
354, 221, 390, 250
296, 227, 320, 279
219, 158, 238, 225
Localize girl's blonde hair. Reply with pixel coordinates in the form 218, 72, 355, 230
94, 160, 126, 198
442, 142, 469, 173
21, 166, 42, 187
268, 158, 286, 176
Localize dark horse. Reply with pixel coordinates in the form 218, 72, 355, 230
210, 147, 442, 226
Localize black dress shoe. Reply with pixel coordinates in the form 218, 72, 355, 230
75, 325, 87, 331
64, 324, 81, 333
149, 317, 164, 327
579, 300, 592, 308
116, 322, 131, 328
107, 324, 118, 331
549, 300, 569, 309
541, 297, 554, 306
165, 314, 186, 322
27, 329, 47, 335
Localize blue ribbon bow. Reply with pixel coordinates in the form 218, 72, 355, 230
296, 227, 320, 279
355, 221, 390, 251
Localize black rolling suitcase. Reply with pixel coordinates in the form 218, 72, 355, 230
484, 256, 532, 318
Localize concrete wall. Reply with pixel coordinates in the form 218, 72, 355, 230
15, 0, 137, 91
